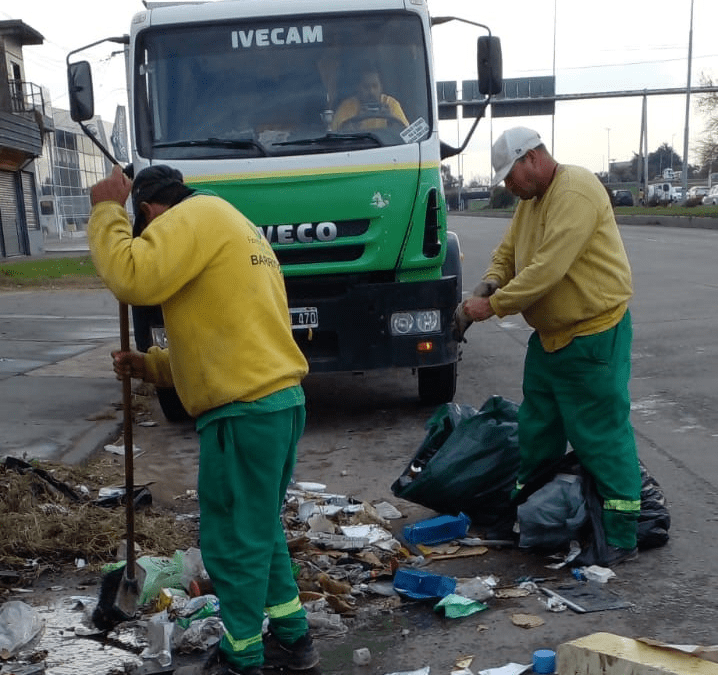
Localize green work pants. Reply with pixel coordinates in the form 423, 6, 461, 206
517, 310, 641, 549
197, 405, 307, 668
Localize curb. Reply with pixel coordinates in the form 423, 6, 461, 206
59, 418, 121, 465
451, 210, 718, 230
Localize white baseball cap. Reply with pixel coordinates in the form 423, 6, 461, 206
491, 127, 543, 186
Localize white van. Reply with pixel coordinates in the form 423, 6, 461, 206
38, 197, 60, 237
647, 183, 672, 204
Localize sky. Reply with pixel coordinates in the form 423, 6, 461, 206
8, 0, 718, 183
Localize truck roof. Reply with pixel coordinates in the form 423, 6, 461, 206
139, 0, 418, 24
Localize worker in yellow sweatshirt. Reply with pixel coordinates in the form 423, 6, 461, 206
456, 127, 641, 569
88, 165, 318, 675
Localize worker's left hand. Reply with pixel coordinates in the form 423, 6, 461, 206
91, 165, 132, 207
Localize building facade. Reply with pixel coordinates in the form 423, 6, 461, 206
1, 19, 116, 259
34, 110, 114, 240
0, 20, 47, 258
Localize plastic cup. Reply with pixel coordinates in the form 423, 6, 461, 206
533, 649, 556, 674
352, 647, 371, 665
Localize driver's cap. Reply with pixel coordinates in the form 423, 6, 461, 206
491, 127, 542, 186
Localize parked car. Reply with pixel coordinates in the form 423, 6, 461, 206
702, 186, 718, 206
687, 185, 709, 200
671, 187, 685, 203
612, 189, 634, 206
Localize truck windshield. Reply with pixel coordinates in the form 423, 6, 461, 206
134, 13, 431, 160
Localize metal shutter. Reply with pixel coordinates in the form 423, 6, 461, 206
0, 171, 22, 258
21, 171, 39, 231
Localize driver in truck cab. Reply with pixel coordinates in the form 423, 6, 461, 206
332, 59, 409, 131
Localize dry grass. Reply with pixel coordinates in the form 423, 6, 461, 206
0, 455, 197, 570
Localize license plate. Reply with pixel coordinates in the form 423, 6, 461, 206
290, 307, 319, 330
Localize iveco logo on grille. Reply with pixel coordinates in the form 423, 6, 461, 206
260, 222, 338, 244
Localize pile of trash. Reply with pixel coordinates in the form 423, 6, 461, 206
0, 471, 664, 674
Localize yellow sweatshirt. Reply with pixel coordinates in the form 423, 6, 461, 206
88, 194, 308, 416
332, 94, 410, 130
486, 165, 632, 352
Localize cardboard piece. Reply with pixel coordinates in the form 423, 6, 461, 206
557, 632, 718, 675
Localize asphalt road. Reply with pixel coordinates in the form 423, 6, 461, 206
1, 218, 718, 673
0, 288, 122, 462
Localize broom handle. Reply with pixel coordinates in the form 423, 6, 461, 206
119, 301, 136, 580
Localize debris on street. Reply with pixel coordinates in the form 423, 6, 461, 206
0, 462, 665, 674
510, 613, 545, 629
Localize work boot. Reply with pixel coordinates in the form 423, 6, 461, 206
599, 545, 638, 567
173, 644, 264, 675
264, 631, 320, 671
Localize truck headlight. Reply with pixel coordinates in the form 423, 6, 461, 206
390, 310, 441, 336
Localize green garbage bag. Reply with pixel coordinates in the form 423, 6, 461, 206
391, 396, 520, 527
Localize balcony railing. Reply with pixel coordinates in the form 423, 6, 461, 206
8, 79, 52, 118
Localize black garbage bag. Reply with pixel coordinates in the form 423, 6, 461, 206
391, 396, 520, 528
517, 473, 588, 550
637, 461, 671, 550
513, 450, 670, 562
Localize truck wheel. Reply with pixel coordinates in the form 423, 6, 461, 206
156, 387, 192, 422
418, 362, 457, 405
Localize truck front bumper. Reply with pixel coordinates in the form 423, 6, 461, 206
287, 276, 459, 372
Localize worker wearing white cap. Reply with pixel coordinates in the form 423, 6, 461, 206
454, 127, 641, 568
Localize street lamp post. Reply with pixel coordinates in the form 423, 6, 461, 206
681, 0, 694, 202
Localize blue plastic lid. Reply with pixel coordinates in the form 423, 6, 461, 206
393, 568, 456, 600
533, 649, 555, 674
403, 512, 471, 546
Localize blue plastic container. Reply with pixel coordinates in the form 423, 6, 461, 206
393, 568, 457, 600
533, 649, 556, 674
403, 512, 471, 546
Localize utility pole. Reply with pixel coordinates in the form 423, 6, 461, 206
681, 0, 694, 202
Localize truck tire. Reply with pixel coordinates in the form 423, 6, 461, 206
417, 230, 461, 404
131, 305, 192, 422
156, 387, 192, 423
418, 362, 457, 405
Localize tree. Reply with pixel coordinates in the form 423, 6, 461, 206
441, 163, 459, 189
693, 74, 718, 176
629, 144, 683, 181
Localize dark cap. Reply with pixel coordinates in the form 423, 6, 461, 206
131, 165, 185, 235
132, 165, 185, 213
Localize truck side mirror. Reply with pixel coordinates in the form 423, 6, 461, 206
67, 61, 95, 122
478, 36, 503, 96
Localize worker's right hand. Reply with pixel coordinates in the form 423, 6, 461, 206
111, 350, 147, 381
91, 165, 132, 207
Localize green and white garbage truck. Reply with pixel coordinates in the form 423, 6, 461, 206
67, 0, 502, 420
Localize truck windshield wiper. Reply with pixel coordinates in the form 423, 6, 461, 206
153, 137, 268, 156
272, 132, 383, 148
